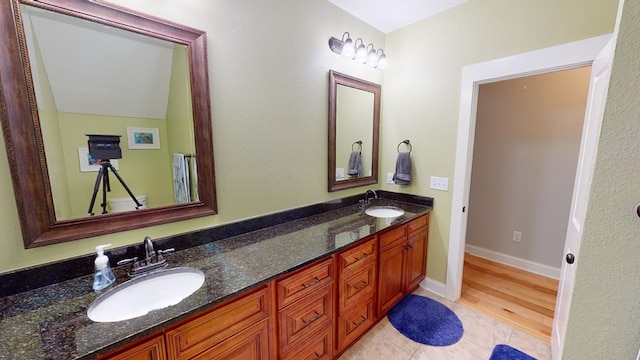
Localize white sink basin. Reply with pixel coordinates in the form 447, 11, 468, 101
365, 206, 405, 218
87, 267, 205, 323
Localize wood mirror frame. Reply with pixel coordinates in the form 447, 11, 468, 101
328, 70, 380, 192
0, 0, 217, 248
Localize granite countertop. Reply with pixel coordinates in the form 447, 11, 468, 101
0, 197, 431, 360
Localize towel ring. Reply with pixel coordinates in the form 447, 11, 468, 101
352, 140, 363, 151
397, 139, 412, 153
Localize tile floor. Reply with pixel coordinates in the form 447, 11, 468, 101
338, 287, 552, 360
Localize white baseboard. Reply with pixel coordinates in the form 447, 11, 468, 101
420, 277, 446, 297
465, 244, 561, 279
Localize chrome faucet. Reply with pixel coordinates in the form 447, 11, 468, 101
144, 236, 155, 259
365, 190, 378, 204
117, 236, 174, 276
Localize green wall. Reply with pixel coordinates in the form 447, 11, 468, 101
0, 0, 384, 271
563, 1, 640, 358
380, 0, 619, 282
2, 0, 637, 356
57, 113, 173, 218
0, 0, 617, 278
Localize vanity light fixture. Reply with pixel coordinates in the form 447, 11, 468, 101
354, 38, 367, 63
377, 49, 388, 70
341, 32, 355, 58
328, 32, 388, 69
366, 44, 378, 67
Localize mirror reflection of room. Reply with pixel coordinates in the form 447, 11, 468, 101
20, 4, 197, 220
335, 85, 374, 181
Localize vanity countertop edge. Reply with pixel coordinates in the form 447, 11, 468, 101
0, 193, 432, 360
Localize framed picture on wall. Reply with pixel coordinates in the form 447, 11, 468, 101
127, 127, 160, 149
78, 147, 119, 172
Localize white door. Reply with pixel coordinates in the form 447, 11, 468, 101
551, 38, 615, 359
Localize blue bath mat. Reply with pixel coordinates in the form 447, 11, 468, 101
489, 344, 536, 360
387, 294, 464, 346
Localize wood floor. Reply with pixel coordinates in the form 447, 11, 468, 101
458, 253, 559, 342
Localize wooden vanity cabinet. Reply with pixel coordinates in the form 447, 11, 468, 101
100, 211, 430, 360
105, 335, 167, 360
164, 284, 272, 360
335, 236, 378, 352
276, 257, 335, 359
377, 214, 429, 316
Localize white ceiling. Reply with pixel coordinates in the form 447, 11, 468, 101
22, 5, 175, 120
328, 0, 468, 33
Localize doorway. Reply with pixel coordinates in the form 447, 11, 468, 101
445, 34, 612, 302
459, 67, 591, 340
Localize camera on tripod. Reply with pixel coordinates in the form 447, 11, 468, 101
87, 134, 122, 160
86, 134, 142, 216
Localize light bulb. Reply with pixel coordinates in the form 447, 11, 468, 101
366, 47, 378, 67
342, 38, 355, 58
377, 51, 388, 69
354, 39, 366, 63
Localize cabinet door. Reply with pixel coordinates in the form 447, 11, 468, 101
166, 285, 270, 360
281, 323, 333, 360
338, 263, 376, 313
377, 243, 406, 316
278, 283, 333, 355
191, 319, 270, 360
337, 237, 377, 275
277, 258, 334, 309
336, 298, 375, 352
405, 229, 428, 292
106, 335, 166, 360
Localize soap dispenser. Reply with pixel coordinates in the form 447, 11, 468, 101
93, 244, 116, 291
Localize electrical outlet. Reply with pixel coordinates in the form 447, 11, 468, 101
513, 231, 522, 243
387, 172, 394, 184
336, 168, 345, 179
429, 176, 449, 191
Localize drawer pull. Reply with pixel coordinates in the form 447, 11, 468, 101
404, 244, 414, 250
302, 311, 321, 324
314, 352, 321, 360
353, 281, 368, 290
354, 252, 369, 261
301, 277, 320, 288
353, 315, 367, 327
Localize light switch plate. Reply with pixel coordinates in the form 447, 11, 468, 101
387, 172, 394, 184
336, 168, 345, 179
430, 176, 449, 191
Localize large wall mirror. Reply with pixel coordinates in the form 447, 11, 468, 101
328, 70, 380, 192
0, 0, 217, 248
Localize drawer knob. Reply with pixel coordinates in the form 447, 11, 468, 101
354, 281, 368, 290
353, 315, 367, 327
301, 277, 320, 288
302, 311, 321, 324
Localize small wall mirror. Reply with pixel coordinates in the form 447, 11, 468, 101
0, 0, 217, 247
328, 70, 380, 192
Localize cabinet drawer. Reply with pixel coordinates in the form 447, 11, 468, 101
277, 258, 334, 309
379, 225, 407, 253
106, 335, 166, 360
281, 323, 333, 360
337, 298, 375, 352
190, 319, 270, 360
408, 214, 429, 234
166, 285, 270, 360
338, 263, 376, 313
278, 283, 333, 355
338, 237, 377, 274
